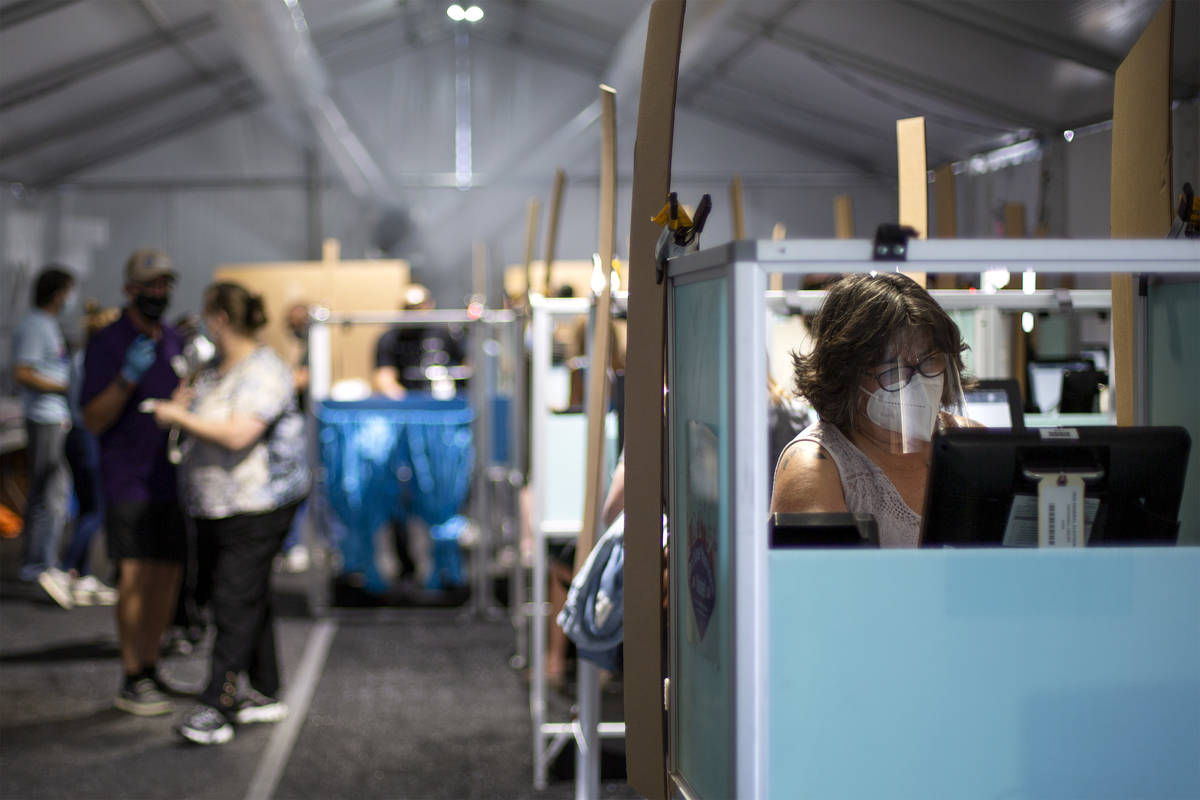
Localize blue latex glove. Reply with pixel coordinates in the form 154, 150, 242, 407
121, 334, 157, 384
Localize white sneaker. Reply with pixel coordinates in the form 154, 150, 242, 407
73, 574, 118, 606
283, 545, 310, 573
38, 568, 74, 609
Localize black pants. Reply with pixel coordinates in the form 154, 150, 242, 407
194, 502, 300, 717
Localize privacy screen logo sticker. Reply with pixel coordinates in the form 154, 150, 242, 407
686, 420, 719, 643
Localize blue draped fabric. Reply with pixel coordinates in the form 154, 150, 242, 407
318, 396, 474, 593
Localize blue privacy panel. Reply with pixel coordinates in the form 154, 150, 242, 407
768, 548, 1200, 799
541, 411, 619, 525
672, 277, 733, 798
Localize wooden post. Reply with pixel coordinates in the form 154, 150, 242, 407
1008, 204, 1030, 408
1005, 203, 1027, 238
543, 168, 566, 293
730, 174, 746, 239
576, 84, 618, 575
833, 194, 854, 239
522, 198, 541, 301
624, 2, 685, 797
1110, 0, 1174, 426
896, 116, 928, 287
769, 223, 785, 290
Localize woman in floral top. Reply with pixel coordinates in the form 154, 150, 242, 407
153, 281, 309, 745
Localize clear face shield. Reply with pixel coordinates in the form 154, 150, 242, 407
861, 350, 964, 454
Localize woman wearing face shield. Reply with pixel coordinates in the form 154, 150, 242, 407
770, 272, 979, 548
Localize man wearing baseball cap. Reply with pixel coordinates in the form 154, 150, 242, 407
81, 248, 188, 715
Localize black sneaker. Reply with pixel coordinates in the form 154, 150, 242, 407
114, 676, 172, 716
235, 689, 289, 724
176, 704, 234, 745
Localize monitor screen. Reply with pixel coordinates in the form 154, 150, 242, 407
962, 379, 1024, 430
921, 426, 1191, 547
1027, 359, 1095, 414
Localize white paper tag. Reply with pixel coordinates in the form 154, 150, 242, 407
1004, 495, 1099, 546
1037, 473, 1085, 547
1039, 427, 1080, 440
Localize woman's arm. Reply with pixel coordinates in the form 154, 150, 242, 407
154, 401, 266, 452
770, 439, 848, 513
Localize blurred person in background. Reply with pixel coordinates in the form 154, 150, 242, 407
82, 248, 187, 715
152, 281, 309, 745
371, 284, 466, 585
58, 301, 120, 606
12, 266, 77, 608
278, 301, 312, 573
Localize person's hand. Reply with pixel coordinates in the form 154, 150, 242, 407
121, 335, 157, 384
152, 400, 185, 429
170, 385, 193, 406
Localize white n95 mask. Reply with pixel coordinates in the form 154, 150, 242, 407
862, 372, 944, 452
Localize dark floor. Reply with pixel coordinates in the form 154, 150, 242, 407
0, 536, 638, 800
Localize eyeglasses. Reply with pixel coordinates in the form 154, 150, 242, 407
873, 352, 947, 392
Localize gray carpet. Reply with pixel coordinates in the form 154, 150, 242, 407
0, 534, 639, 799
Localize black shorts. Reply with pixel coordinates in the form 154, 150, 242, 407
106, 501, 187, 563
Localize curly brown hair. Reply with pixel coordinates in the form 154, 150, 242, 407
792, 272, 972, 433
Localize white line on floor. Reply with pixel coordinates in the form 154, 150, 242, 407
243, 618, 338, 800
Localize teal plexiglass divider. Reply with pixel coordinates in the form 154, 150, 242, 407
671, 275, 733, 798
768, 548, 1200, 799
1148, 280, 1200, 543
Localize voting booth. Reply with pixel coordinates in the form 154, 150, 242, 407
664, 238, 1200, 799
307, 307, 522, 609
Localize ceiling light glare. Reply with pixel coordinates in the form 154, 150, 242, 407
1063, 129, 1075, 143
446, 4, 466, 21
464, 5, 484, 22
1021, 312, 1035, 334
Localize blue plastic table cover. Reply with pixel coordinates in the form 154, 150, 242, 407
317, 396, 474, 592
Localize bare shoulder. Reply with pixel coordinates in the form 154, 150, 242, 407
770, 439, 848, 513
940, 411, 986, 429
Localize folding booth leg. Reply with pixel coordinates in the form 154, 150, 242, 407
574, 659, 601, 800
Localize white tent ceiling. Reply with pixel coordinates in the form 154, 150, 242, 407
2, 0, 1197, 192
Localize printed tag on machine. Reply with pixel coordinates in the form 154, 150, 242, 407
1037, 472, 1086, 548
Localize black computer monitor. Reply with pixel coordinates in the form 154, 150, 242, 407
921, 426, 1191, 547
770, 513, 880, 548
1027, 358, 1095, 413
962, 379, 1024, 430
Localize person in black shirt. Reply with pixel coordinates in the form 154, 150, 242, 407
371, 285, 466, 398
370, 285, 468, 589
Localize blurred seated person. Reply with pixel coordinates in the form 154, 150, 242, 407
770, 273, 979, 547
371, 285, 466, 399
284, 302, 310, 410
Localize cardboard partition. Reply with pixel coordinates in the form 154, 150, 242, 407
1110, 0, 1174, 426
624, 2, 686, 798
214, 254, 410, 387
896, 116, 928, 287
503, 260, 598, 301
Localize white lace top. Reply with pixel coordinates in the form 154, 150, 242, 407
775, 421, 921, 548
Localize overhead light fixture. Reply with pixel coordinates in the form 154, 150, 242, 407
446, 3, 483, 22
1063, 129, 1075, 143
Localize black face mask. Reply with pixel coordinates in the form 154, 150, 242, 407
134, 293, 169, 321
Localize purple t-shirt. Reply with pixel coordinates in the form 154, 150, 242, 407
80, 311, 183, 504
